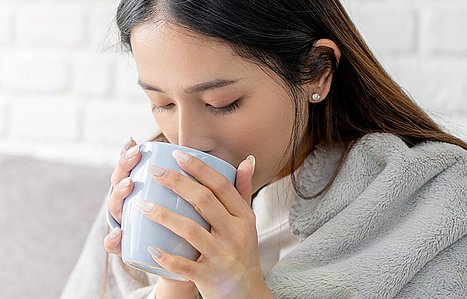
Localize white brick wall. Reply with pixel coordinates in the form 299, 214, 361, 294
0, 1, 157, 167
345, 0, 467, 140
2, 51, 70, 94
17, 4, 86, 47
0, 11, 12, 45
0, 0, 466, 168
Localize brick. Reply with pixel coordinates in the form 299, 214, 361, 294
0, 100, 8, 138
17, 4, 86, 47
422, 7, 467, 54
88, 4, 119, 52
83, 101, 159, 146
385, 58, 465, 112
72, 53, 114, 98
10, 97, 79, 142
0, 55, 5, 91
1, 51, 70, 94
0, 12, 13, 45
348, 3, 416, 53
114, 54, 148, 100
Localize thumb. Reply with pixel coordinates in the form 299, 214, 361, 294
235, 155, 255, 206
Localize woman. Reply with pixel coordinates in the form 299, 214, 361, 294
61, 0, 467, 298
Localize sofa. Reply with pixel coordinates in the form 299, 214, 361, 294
0, 155, 112, 299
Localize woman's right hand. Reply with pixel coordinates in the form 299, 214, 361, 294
104, 137, 141, 256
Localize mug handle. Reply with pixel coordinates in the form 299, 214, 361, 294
106, 184, 121, 229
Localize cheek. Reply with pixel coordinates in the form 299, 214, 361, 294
221, 104, 293, 179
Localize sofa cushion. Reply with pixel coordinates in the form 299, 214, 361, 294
0, 155, 111, 299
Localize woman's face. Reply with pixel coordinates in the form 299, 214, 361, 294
131, 23, 302, 193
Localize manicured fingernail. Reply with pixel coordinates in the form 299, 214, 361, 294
136, 199, 156, 213
148, 164, 167, 177
109, 227, 121, 240
125, 145, 139, 160
124, 137, 133, 151
247, 155, 256, 174
172, 150, 191, 164
148, 246, 163, 260
119, 177, 131, 189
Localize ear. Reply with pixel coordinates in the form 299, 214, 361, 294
304, 39, 341, 103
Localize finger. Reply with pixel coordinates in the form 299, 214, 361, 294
110, 137, 141, 186
104, 227, 122, 256
171, 150, 246, 217
147, 247, 198, 282
235, 155, 255, 206
108, 176, 134, 224
148, 166, 231, 229
137, 200, 217, 256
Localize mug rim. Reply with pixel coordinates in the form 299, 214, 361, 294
142, 141, 237, 171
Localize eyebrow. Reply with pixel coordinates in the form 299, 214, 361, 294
137, 78, 241, 94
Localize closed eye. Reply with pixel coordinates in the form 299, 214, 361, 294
151, 103, 174, 113
207, 98, 242, 116
151, 98, 243, 116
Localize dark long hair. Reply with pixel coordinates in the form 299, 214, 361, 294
116, 0, 467, 199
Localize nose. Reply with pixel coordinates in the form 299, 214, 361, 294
177, 107, 213, 152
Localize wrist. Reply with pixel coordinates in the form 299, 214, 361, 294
155, 277, 198, 299
248, 280, 274, 299
246, 267, 275, 299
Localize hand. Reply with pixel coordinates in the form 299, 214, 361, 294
103, 139, 198, 298
138, 150, 272, 299
103, 137, 141, 256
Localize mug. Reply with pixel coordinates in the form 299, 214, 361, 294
107, 142, 236, 281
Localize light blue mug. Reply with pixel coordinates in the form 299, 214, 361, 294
108, 142, 236, 281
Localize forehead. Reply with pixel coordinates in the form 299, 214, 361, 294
131, 22, 249, 77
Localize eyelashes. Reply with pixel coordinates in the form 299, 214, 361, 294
151, 98, 242, 116
209, 99, 241, 115
151, 103, 174, 113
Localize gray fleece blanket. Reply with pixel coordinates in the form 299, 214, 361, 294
60, 133, 467, 299
267, 133, 467, 298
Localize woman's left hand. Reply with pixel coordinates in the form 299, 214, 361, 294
136, 150, 273, 299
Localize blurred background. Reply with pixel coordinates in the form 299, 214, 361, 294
0, 0, 466, 298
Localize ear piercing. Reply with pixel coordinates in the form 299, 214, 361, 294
310, 92, 321, 103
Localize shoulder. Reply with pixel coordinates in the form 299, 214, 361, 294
298, 132, 467, 197
347, 132, 467, 204
347, 132, 467, 183
352, 132, 467, 168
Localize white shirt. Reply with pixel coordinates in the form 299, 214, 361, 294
252, 174, 301, 276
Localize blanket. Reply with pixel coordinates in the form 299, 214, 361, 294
60, 133, 467, 298
267, 133, 467, 298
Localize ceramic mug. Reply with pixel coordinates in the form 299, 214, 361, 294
107, 142, 236, 280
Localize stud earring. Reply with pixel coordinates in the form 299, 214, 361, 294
310, 92, 321, 103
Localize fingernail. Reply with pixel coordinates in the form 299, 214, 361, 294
247, 155, 256, 174
172, 150, 191, 164
109, 227, 121, 240
148, 164, 167, 177
136, 199, 156, 213
125, 145, 139, 160
119, 177, 131, 189
124, 137, 133, 151
147, 246, 163, 260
